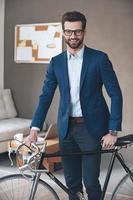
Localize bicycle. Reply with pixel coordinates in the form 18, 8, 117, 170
0, 134, 133, 200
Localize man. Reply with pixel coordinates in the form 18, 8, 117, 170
26, 11, 123, 200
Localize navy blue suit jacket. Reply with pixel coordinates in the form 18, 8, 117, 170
31, 46, 123, 140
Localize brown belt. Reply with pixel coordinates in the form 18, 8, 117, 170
69, 117, 84, 124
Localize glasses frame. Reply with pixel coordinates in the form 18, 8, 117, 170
63, 29, 84, 36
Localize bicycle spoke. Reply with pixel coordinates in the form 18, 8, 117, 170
111, 171, 133, 200
0, 174, 60, 200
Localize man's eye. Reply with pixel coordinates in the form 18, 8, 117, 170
66, 30, 71, 34
76, 30, 81, 34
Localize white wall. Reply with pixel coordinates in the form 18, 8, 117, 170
0, 0, 5, 89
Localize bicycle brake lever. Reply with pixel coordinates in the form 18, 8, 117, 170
8, 147, 14, 166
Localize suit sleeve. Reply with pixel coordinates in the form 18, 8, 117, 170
100, 54, 123, 131
31, 58, 57, 130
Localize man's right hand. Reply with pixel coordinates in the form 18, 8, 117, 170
25, 129, 38, 146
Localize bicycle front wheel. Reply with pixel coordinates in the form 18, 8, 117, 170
111, 171, 133, 200
0, 174, 60, 200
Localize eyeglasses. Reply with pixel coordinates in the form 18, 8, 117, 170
63, 29, 83, 36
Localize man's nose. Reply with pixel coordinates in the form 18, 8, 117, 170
70, 32, 76, 38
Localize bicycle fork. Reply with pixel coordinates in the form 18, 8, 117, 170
29, 173, 41, 200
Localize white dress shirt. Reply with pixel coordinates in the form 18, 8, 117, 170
67, 46, 84, 117
32, 46, 84, 131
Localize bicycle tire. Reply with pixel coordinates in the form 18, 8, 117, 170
111, 171, 133, 200
0, 174, 60, 200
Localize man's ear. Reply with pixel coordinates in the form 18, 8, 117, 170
83, 28, 86, 35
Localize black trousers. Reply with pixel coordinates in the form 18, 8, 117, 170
60, 122, 102, 200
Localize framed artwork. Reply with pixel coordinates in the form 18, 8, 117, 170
14, 22, 62, 63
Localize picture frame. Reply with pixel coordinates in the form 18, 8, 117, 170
14, 22, 62, 64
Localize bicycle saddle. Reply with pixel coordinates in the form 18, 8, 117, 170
115, 134, 133, 146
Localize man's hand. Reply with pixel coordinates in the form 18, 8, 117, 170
101, 133, 117, 148
25, 129, 38, 146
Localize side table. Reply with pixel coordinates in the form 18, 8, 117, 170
43, 137, 61, 172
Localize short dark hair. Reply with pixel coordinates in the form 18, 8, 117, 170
62, 11, 87, 30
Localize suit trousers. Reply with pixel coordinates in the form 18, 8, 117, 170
59, 122, 102, 200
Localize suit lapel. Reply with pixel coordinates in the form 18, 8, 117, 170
61, 47, 93, 94
62, 52, 70, 92
80, 46, 93, 90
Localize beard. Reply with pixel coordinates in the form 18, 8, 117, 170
65, 37, 84, 49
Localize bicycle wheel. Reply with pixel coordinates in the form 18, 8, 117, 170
0, 174, 60, 200
111, 171, 133, 200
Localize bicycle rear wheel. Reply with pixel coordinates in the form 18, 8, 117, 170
0, 174, 60, 200
111, 171, 133, 200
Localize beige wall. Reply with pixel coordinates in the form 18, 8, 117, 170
4, 0, 133, 134
0, 0, 5, 89
83, 0, 133, 134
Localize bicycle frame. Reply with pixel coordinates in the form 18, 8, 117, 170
26, 146, 133, 200
11, 134, 133, 200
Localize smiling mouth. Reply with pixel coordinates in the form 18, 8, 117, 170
69, 39, 79, 42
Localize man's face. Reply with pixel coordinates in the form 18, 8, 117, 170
63, 21, 85, 50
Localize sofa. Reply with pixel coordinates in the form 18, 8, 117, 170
0, 89, 32, 153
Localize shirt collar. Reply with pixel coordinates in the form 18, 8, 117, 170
67, 45, 85, 60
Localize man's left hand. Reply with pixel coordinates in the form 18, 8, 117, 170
101, 133, 117, 148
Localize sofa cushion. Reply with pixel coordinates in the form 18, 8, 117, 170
0, 118, 31, 142
0, 89, 17, 120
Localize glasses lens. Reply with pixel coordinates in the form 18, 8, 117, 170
64, 29, 83, 36
74, 30, 83, 36
64, 30, 72, 36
